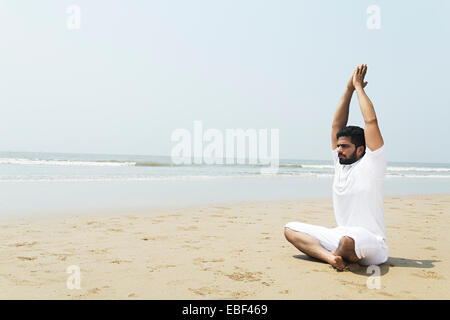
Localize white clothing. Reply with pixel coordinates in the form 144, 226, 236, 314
332, 145, 387, 240
285, 145, 388, 265
284, 222, 388, 265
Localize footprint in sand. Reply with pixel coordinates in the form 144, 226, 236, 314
230, 290, 251, 299
193, 258, 224, 266
376, 291, 393, 297
148, 264, 177, 272
50, 253, 71, 261
188, 286, 221, 296
338, 279, 366, 288
88, 249, 109, 254
87, 288, 101, 294
225, 271, 263, 282
111, 259, 132, 264
8, 241, 38, 247
17, 256, 37, 261
86, 221, 103, 226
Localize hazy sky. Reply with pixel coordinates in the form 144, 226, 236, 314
0, 0, 449, 163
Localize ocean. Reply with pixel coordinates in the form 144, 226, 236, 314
1, 151, 449, 218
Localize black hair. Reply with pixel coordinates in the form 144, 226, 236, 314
336, 126, 366, 155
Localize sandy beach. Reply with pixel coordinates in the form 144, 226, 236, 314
0, 194, 449, 300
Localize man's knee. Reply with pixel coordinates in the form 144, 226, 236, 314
284, 227, 309, 246
284, 227, 300, 244
284, 227, 293, 241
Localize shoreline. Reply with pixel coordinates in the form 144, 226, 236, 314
0, 194, 449, 299
1, 176, 449, 220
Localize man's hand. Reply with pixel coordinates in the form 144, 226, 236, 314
352, 64, 369, 90
346, 74, 355, 91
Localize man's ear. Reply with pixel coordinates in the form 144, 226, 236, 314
357, 145, 365, 158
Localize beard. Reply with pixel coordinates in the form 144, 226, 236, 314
339, 149, 358, 165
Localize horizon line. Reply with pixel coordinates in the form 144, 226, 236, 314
1, 149, 450, 166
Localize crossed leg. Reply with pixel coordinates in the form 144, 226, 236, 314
284, 227, 359, 271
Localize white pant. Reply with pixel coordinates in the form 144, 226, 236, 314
285, 222, 388, 266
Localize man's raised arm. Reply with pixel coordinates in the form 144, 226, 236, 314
353, 64, 384, 151
331, 72, 366, 150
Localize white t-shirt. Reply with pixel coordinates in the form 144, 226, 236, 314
332, 145, 387, 240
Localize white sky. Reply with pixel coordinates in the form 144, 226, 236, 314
0, 0, 449, 163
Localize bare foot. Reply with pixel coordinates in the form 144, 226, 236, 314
330, 255, 346, 271
335, 236, 359, 263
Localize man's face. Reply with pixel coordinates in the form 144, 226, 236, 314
337, 136, 361, 165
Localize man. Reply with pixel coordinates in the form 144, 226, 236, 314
284, 64, 388, 271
